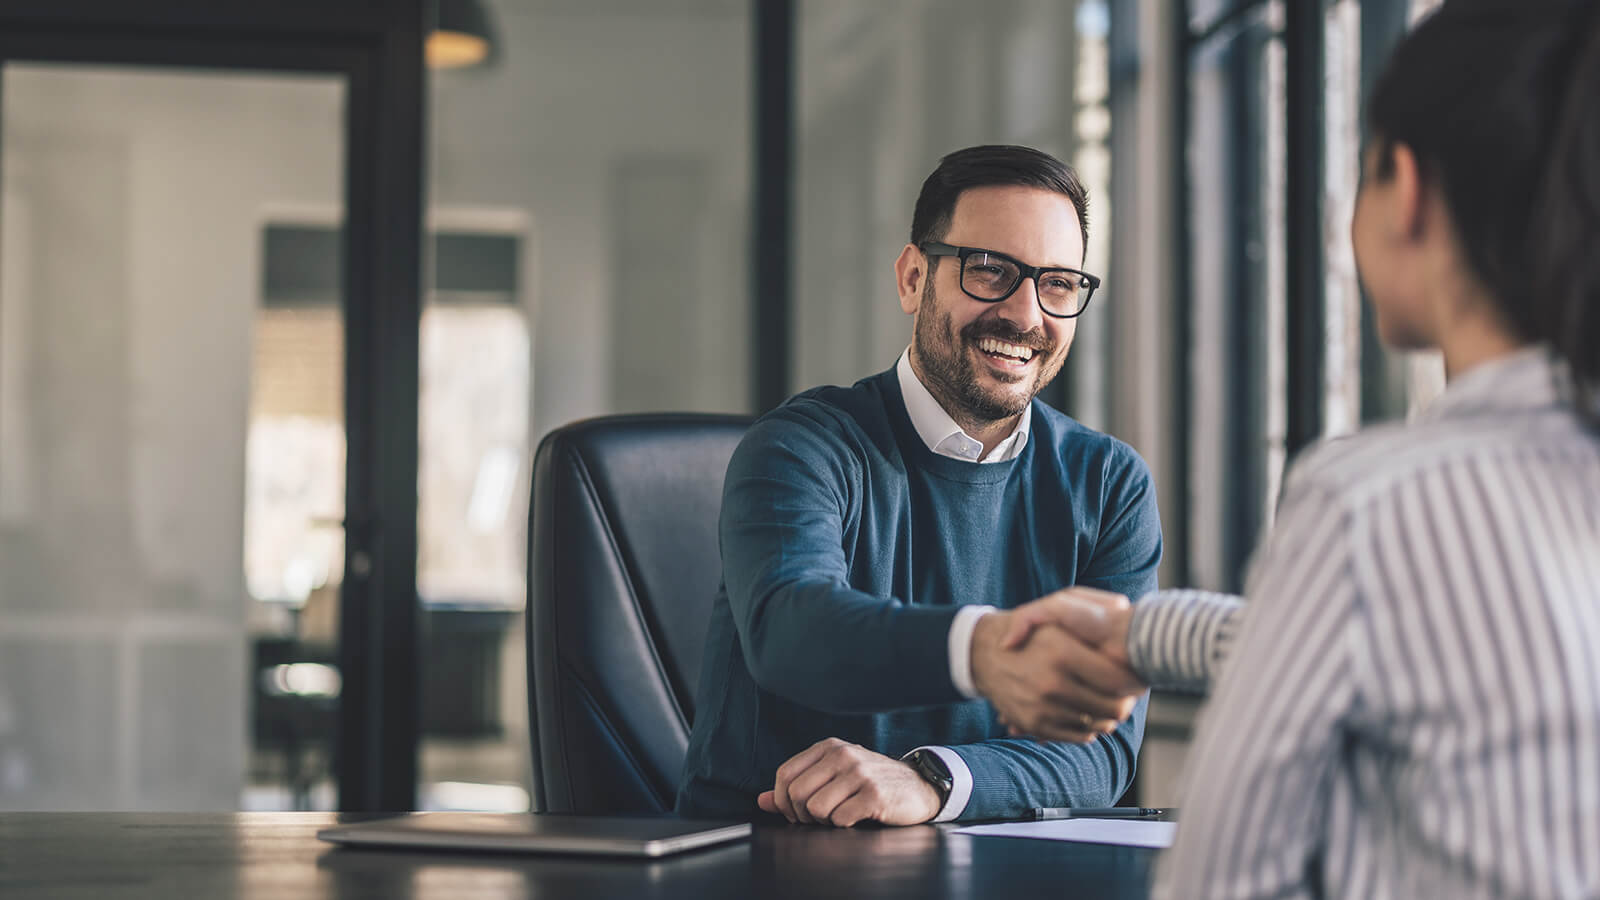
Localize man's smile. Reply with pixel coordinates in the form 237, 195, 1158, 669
966, 330, 1051, 383
976, 336, 1035, 363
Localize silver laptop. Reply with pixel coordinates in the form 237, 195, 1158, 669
317, 813, 752, 858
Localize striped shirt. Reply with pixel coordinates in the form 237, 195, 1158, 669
1127, 346, 1600, 900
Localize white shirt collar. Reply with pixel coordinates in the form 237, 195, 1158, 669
1415, 344, 1563, 423
895, 347, 1031, 463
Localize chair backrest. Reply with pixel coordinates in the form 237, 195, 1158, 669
526, 412, 751, 814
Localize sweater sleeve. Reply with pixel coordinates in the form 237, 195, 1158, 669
1076, 444, 1164, 601
942, 694, 1147, 819
719, 414, 963, 713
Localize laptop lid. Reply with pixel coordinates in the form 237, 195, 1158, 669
317, 813, 752, 858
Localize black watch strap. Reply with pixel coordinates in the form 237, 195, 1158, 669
904, 748, 953, 807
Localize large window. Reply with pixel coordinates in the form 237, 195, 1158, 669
1180, 0, 1426, 593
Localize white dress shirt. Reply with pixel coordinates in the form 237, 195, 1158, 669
894, 347, 1030, 822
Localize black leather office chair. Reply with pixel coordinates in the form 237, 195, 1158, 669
527, 413, 752, 814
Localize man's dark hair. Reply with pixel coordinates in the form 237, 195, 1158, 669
909, 145, 1090, 260
1367, 0, 1600, 426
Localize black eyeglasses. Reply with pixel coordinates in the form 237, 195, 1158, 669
919, 241, 1101, 318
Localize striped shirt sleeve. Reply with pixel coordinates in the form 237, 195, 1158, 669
1151, 477, 1361, 900
1127, 589, 1244, 692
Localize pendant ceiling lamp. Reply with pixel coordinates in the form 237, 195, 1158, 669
427, 0, 494, 70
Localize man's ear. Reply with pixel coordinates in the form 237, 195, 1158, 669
894, 244, 925, 315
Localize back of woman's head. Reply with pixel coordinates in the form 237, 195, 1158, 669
1367, 0, 1600, 424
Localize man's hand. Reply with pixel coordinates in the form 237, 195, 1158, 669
971, 587, 1144, 742
1001, 586, 1134, 668
756, 738, 942, 827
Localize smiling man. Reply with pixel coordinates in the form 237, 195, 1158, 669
676, 145, 1162, 827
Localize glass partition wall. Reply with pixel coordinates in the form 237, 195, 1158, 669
0, 64, 348, 810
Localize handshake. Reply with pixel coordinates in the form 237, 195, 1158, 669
971, 587, 1146, 743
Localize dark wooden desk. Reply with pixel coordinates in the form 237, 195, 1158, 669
0, 813, 1158, 899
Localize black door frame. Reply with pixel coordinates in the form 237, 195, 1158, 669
0, 0, 426, 812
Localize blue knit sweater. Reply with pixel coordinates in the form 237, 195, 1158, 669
676, 367, 1163, 821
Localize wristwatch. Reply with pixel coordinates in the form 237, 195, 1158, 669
903, 748, 953, 808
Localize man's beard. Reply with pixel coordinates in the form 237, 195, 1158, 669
911, 278, 1061, 427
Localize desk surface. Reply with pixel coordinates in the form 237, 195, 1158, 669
0, 812, 1158, 899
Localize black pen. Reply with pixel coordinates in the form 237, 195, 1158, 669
1029, 807, 1166, 820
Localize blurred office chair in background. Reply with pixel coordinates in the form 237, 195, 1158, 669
527, 413, 750, 814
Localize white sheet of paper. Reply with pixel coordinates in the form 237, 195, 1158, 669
953, 818, 1177, 849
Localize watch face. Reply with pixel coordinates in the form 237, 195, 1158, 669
911, 750, 953, 792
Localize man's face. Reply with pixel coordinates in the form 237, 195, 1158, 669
899, 185, 1083, 426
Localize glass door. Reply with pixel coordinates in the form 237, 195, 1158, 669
0, 61, 353, 810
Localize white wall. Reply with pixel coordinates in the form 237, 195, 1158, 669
429, 2, 752, 440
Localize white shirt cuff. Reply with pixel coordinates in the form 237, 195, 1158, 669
906, 745, 974, 823
948, 605, 999, 699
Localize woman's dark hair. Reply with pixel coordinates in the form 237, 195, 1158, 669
909, 145, 1091, 259
1367, 0, 1600, 425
